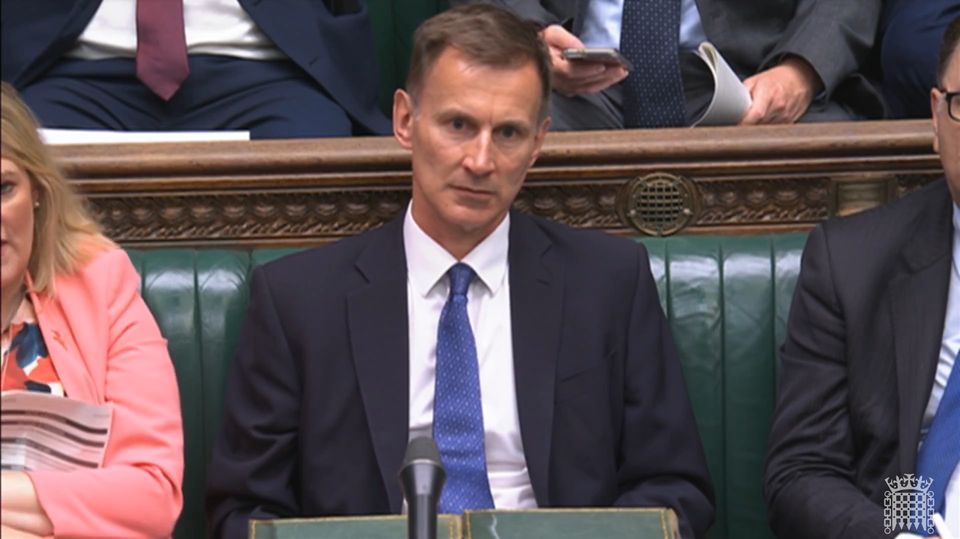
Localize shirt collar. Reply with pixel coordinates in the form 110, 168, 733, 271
403, 202, 510, 298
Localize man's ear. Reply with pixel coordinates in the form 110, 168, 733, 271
931, 87, 941, 155
394, 89, 415, 150
527, 116, 552, 168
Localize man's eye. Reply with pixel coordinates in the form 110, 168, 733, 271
500, 126, 517, 139
450, 118, 466, 130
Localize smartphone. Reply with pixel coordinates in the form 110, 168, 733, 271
562, 48, 634, 71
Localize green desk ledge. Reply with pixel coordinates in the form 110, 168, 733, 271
250, 515, 461, 539
127, 232, 807, 539
465, 508, 677, 539
249, 509, 676, 539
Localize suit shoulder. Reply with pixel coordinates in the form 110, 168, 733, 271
59, 246, 137, 293
819, 179, 947, 247
257, 226, 381, 284
805, 179, 950, 285
522, 213, 645, 270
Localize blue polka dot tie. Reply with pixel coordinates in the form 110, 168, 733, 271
620, 0, 686, 127
916, 350, 960, 518
433, 263, 495, 513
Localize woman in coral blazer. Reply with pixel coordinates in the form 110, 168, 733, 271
1, 82, 183, 538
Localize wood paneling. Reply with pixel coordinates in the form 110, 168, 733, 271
56, 120, 942, 247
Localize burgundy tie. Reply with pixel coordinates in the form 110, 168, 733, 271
136, 0, 190, 101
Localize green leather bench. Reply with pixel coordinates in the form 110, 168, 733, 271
368, 0, 448, 115
127, 233, 806, 539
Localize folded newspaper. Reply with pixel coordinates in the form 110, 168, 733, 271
682, 41, 752, 126
1, 390, 112, 471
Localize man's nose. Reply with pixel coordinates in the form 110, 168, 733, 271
462, 133, 495, 175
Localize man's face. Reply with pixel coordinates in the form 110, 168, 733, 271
932, 47, 960, 205
394, 47, 550, 256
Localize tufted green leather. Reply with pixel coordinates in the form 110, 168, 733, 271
368, 0, 449, 115
127, 233, 806, 539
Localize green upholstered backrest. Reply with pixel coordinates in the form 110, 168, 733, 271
640, 235, 806, 539
126, 232, 807, 539
368, 0, 449, 115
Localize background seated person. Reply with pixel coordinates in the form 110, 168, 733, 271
206, 5, 714, 538
880, 0, 960, 118
764, 16, 959, 538
453, 0, 885, 129
0, 82, 184, 537
1, 0, 390, 139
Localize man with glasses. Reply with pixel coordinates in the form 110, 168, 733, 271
764, 16, 959, 539
940, 86, 960, 124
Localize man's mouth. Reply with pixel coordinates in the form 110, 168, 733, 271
452, 185, 493, 196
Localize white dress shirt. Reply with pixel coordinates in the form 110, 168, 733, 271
404, 205, 537, 509
899, 202, 960, 538
68, 0, 283, 61
580, 0, 708, 51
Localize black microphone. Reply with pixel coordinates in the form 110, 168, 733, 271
399, 436, 446, 539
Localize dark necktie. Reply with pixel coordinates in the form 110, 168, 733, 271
433, 263, 495, 513
620, 0, 686, 127
916, 349, 960, 517
136, 0, 190, 100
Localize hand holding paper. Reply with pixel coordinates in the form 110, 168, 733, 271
739, 56, 823, 125
683, 42, 752, 126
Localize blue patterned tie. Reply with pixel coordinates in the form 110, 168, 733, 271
433, 263, 495, 513
620, 0, 686, 127
916, 350, 960, 517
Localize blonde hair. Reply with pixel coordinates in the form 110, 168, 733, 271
1, 82, 115, 296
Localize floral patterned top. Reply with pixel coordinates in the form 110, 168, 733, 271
1, 296, 64, 396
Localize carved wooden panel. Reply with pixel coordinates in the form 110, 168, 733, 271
699, 176, 828, 225
88, 189, 412, 246
59, 120, 943, 247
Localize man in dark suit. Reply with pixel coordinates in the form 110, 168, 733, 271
453, 0, 884, 129
0, 0, 389, 138
764, 17, 960, 538
206, 4, 714, 538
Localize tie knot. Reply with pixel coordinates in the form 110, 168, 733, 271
447, 263, 475, 297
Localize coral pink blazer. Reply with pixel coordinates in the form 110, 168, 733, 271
25, 249, 183, 538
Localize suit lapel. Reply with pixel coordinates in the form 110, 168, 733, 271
15, 1, 103, 86
30, 288, 100, 403
508, 213, 564, 505
346, 217, 409, 512
890, 189, 953, 474
573, 0, 591, 34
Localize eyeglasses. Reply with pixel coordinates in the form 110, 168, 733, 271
939, 89, 959, 121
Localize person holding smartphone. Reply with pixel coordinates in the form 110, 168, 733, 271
450, 0, 884, 130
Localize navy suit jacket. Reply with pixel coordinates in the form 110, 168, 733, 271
206, 211, 715, 538
765, 179, 953, 538
0, 0, 390, 135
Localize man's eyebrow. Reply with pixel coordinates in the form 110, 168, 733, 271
434, 107, 474, 120
497, 119, 530, 130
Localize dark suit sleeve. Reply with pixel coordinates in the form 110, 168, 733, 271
614, 244, 715, 539
762, 0, 880, 97
764, 225, 883, 538
206, 266, 303, 538
447, 0, 564, 27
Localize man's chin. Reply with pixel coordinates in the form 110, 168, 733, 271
449, 186, 498, 207
444, 209, 506, 236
